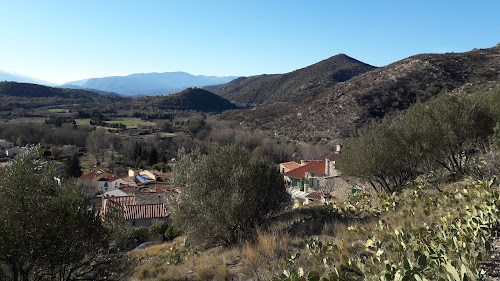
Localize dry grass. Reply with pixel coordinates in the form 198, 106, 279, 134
128, 180, 489, 280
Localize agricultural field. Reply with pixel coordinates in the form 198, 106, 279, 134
74, 118, 156, 129
104, 118, 156, 128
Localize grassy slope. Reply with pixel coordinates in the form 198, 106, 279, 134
129, 179, 499, 280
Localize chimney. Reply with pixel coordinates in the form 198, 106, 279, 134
335, 144, 342, 153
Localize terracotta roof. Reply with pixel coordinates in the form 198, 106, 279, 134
279, 161, 301, 170
284, 160, 326, 179
123, 204, 169, 220
6, 146, 20, 151
107, 196, 136, 206
79, 169, 112, 180
98, 176, 119, 182
306, 192, 323, 200
141, 184, 173, 192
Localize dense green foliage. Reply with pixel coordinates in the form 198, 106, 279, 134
338, 94, 497, 191
171, 145, 291, 246
0, 147, 129, 281
64, 152, 83, 178
144, 87, 237, 112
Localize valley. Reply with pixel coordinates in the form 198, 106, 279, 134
1, 44, 500, 281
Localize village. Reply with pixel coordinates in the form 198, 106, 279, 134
1, 137, 359, 229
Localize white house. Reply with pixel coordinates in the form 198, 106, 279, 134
0, 139, 14, 150
97, 176, 121, 194
6, 146, 21, 157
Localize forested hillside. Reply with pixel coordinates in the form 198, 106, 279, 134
206, 54, 376, 104
222, 46, 500, 142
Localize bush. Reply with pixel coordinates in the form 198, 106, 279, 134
164, 226, 182, 241
171, 145, 291, 246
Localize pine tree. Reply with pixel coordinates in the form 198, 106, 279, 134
64, 152, 83, 178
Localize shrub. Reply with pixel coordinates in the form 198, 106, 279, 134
171, 145, 291, 246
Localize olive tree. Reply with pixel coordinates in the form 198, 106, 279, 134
171, 145, 291, 246
0, 146, 130, 281
337, 119, 420, 193
338, 94, 496, 192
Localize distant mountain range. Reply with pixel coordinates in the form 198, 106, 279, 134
63, 72, 238, 96
3, 45, 500, 144
0, 70, 57, 86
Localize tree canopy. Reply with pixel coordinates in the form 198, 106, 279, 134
64, 151, 83, 178
0, 146, 129, 281
337, 94, 497, 192
171, 145, 291, 246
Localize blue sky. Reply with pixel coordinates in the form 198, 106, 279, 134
1, 0, 499, 84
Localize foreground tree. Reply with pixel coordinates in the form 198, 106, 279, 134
0, 146, 130, 281
171, 145, 291, 246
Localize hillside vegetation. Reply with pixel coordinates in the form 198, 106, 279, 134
0, 82, 125, 111
130, 81, 500, 280
206, 54, 376, 104
130, 179, 500, 281
134, 88, 237, 113
222, 45, 500, 142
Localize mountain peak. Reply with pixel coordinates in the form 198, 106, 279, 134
207, 54, 376, 104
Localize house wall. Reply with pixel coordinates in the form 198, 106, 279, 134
98, 180, 120, 194
325, 158, 339, 176
6, 147, 21, 157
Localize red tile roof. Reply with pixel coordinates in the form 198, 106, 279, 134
107, 196, 136, 206
101, 195, 170, 221
98, 176, 119, 182
284, 160, 326, 179
306, 192, 323, 200
123, 204, 169, 220
79, 169, 113, 180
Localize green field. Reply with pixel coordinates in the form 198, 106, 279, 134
104, 119, 156, 128
75, 119, 91, 126
74, 118, 156, 129
48, 108, 70, 113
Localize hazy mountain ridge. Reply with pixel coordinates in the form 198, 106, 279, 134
64, 72, 238, 96
0, 82, 235, 113
0, 70, 57, 86
222, 46, 500, 142
205, 54, 377, 104
0, 82, 109, 99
